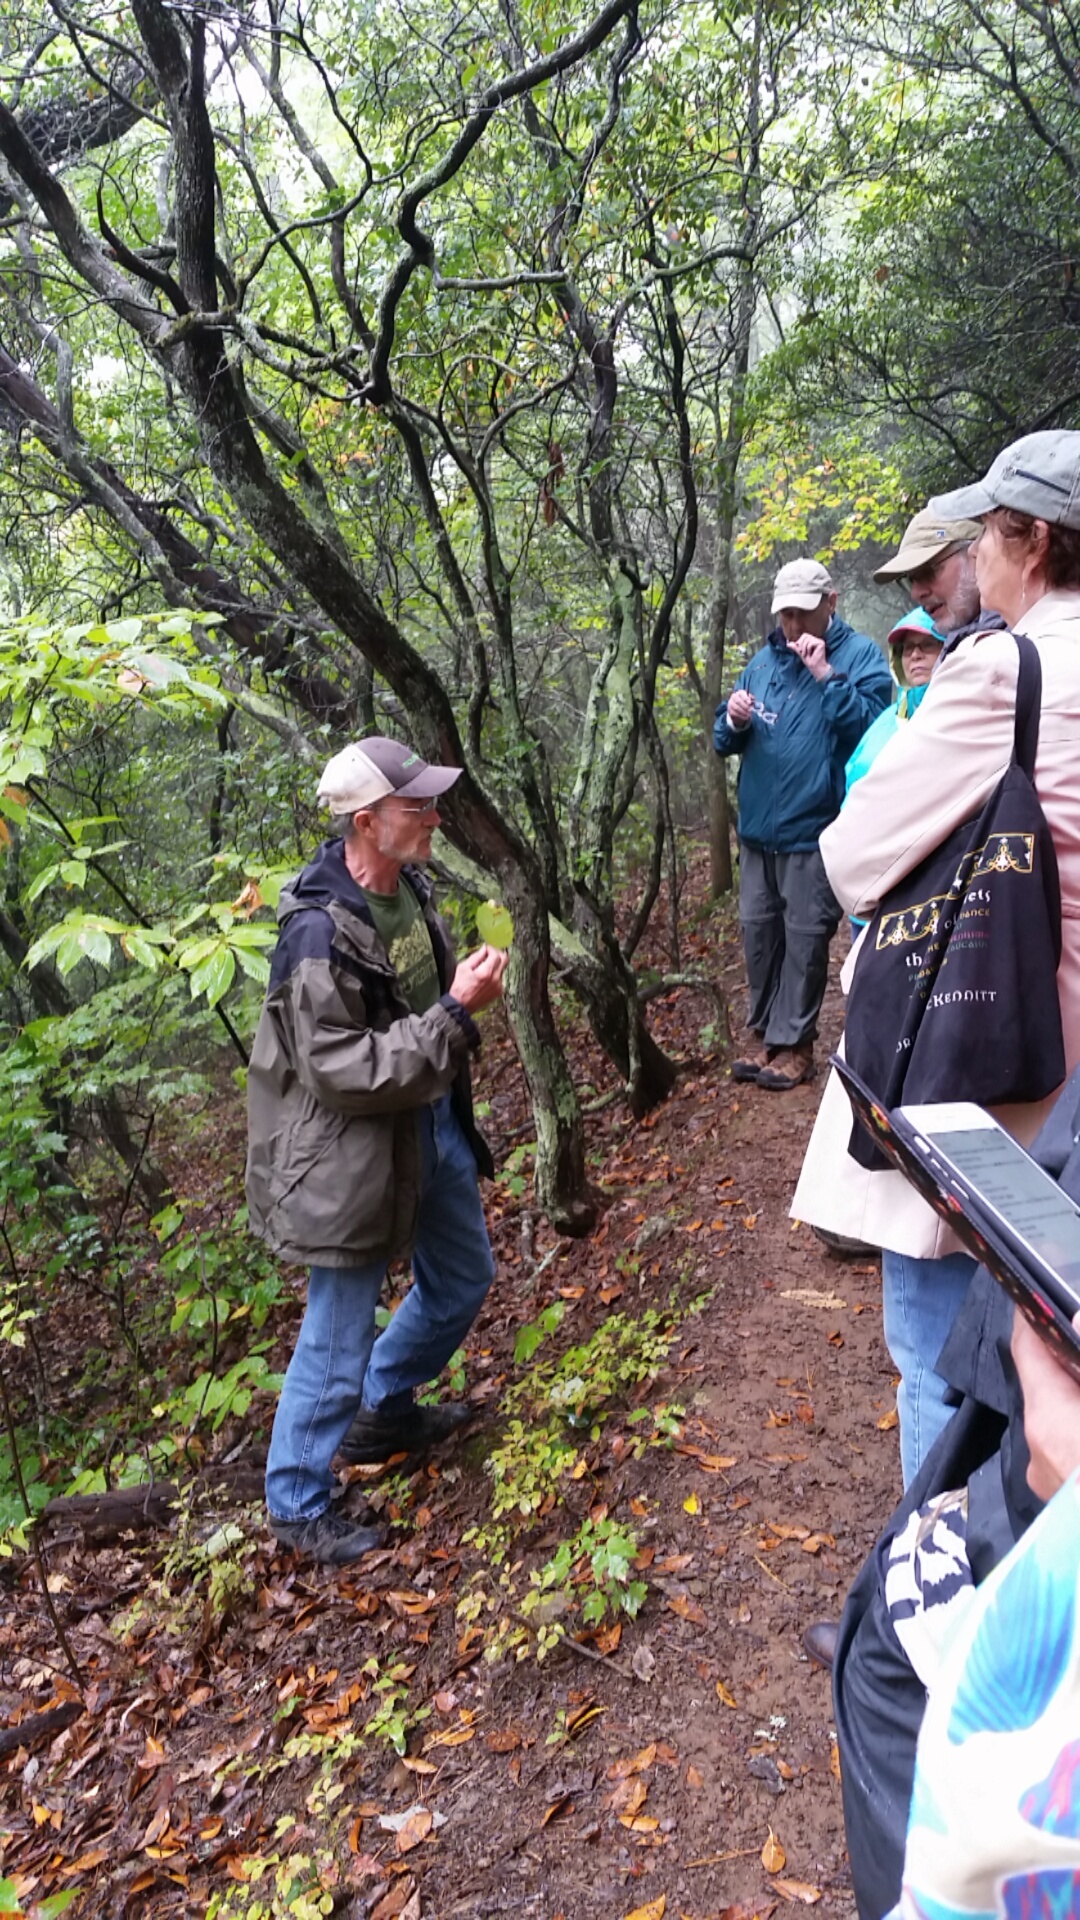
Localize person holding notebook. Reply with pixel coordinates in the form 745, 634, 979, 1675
858, 1300, 1080, 1920
793, 432, 1080, 1485
830, 1063, 1080, 1918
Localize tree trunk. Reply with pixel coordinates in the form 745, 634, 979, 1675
706, 730, 734, 897
566, 571, 680, 1109
703, 3, 764, 899
436, 839, 675, 1130
503, 886, 597, 1234
0, 13, 677, 1224
566, 938, 678, 1118
704, 414, 748, 902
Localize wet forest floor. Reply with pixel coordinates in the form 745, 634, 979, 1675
0, 877, 901, 1920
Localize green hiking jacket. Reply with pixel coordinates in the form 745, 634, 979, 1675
246, 839, 491, 1268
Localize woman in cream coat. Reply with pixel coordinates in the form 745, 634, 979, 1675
792, 430, 1080, 1484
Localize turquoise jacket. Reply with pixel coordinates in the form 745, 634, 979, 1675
844, 681, 930, 792
843, 620, 940, 925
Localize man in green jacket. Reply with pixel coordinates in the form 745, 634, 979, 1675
247, 737, 507, 1564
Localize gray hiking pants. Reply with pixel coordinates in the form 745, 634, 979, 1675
738, 842, 841, 1049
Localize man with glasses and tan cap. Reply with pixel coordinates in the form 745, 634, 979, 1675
714, 558, 891, 1090
871, 505, 986, 642
247, 736, 507, 1564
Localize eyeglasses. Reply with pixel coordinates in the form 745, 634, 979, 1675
910, 547, 964, 584
381, 797, 440, 816
900, 637, 942, 655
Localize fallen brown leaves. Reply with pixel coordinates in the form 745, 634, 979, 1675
623, 1896, 666, 1920
676, 1444, 739, 1472
608, 1743, 658, 1781
761, 1828, 786, 1874
771, 1878, 823, 1904
541, 1793, 574, 1827
610, 1775, 648, 1816
370, 1880, 420, 1920
0, 883, 888, 1918
665, 1593, 709, 1628
394, 1808, 432, 1853
486, 1726, 521, 1753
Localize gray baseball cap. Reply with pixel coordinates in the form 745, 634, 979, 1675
929, 430, 1080, 530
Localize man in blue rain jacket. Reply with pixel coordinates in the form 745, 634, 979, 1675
714, 558, 891, 1089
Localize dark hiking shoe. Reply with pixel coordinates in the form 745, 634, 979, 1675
339, 1401, 475, 1466
813, 1226, 877, 1260
269, 1507, 385, 1565
802, 1620, 839, 1670
756, 1044, 814, 1090
731, 1039, 772, 1082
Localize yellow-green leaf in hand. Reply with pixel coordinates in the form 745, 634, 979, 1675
476, 900, 514, 949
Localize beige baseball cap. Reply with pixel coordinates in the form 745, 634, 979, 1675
770, 558, 833, 613
873, 506, 982, 581
316, 736, 462, 813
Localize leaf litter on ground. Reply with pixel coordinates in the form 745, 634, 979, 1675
0, 877, 888, 1916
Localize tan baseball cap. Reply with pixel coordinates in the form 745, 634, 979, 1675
872, 506, 982, 582
316, 737, 462, 813
770, 558, 833, 613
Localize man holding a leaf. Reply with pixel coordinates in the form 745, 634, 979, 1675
246, 737, 508, 1564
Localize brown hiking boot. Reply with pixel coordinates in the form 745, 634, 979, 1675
339, 1401, 475, 1464
731, 1038, 772, 1082
756, 1044, 814, 1090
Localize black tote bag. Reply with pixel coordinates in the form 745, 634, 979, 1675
843, 631, 1065, 1170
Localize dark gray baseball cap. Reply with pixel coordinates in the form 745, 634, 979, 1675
929, 430, 1080, 529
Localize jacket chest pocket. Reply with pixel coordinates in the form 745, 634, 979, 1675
333, 952, 408, 1029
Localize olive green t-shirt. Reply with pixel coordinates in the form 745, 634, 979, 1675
361, 882, 441, 1015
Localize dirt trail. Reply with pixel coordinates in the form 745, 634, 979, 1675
415, 941, 900, 1919
0, 913, 903, 1920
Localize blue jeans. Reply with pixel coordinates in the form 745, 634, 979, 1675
266, 1095, 495, 1523
881, 1248, 976, 1488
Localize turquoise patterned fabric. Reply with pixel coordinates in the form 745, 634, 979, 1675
947, 1514, 1080, 1745
892, 1471, 1080, 1919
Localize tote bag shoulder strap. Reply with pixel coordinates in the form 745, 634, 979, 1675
1012, 629, 1043, 779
